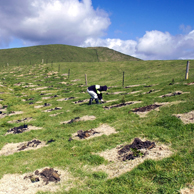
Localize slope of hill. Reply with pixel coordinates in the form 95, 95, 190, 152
88, 47, 140, 62
0, 60, 194, 193
0, 44, 141, 66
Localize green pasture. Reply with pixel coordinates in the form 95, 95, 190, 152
0, 59, 194, 193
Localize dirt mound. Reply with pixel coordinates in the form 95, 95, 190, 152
0, 166, 74, 194
132, 101, 186, 118
61, 115, 96, 124
146, 89, 155, 94
142, 89, 161, 95
92, 138, 173, 179
72, 124, 117, 140
8, 117, 33, 124
132, 104, 161, 113
66, 117, 80, 124
118, 138, 155, 161
7, 124, 28, 134
42, 95, 58, 100
34, 103, 51, 109
5, 125, 42, 135
0, 139, 47, 156
73, 99, 89, 104
24, 168, 60, 185
18, 140, 42, 151
162, 91, 182, 97
159, 91, 189, 98
77, 129, 99, 139
57, 97, 75, 101
104, 101, 141, 110
43, 107, 62, 112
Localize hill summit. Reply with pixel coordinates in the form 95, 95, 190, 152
0, 44, 141, 66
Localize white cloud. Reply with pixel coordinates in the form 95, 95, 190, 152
0, 0, 194, 60
81, 30, 194, 60
179, 24, 192, 34
81, 38, 137, 56
0, 0, 110, 47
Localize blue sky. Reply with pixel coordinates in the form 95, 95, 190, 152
92, 0, 194, 39
1, 0, 194, 60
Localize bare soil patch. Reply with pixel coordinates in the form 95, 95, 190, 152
36, 101, 43, 103
31, 86, 48, 91
71, 79, 81, 82
143, 89, 161, 94
22, 85, 37, 88
128, 90, 142, 94
0, 139, 47, 156
0, 112, 7, 119
92, 138, 173, 179
49, 112, 63, 117
180, 186, 194, 194
57, 97, 75, 101
34, 103, 51, 109
131, 104, 162, 117
42, 95, 58, 100
71, 124, 117, 140
0, 167, 73, 194
173, 110, 194, 124
43, 107, 62, 112
106, 91, 126, 95
59, 82, 67, 84
118, 138, 155, 161
101, 99, 118, 104
61, 115, 96, 124
40, 93, 52, 96
187, 82, 194, 85
131, 101, 185, 118
107, 86, 118, 89
103, 101, 142, 110
8, 117, 33, 124
125, 84, 145, 88
159, 91, 190, 98
8, 111, 24, 116
22, 98, 34, 102
73, 99, 89, 104
5, 125, 43, 135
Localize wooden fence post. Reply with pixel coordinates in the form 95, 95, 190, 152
68, 69, 70, 79
42, 59, 44, 64
85, 74, 87, 86
122, 71, 125, 88
185, 61, 190, 79
58, 64, 60, 72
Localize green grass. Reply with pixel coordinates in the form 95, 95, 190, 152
0, 44, 140, 67
0, 59, 194, 193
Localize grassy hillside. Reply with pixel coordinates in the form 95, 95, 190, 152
0, 60, 194, 193
0, 44, 140, 66
87, 47, 140, 62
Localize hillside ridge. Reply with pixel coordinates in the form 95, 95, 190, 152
0, 44, 141, 66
